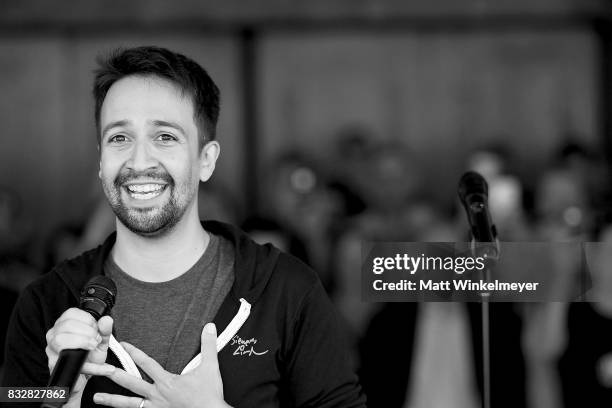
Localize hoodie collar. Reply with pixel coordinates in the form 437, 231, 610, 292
55, 220, 280, 305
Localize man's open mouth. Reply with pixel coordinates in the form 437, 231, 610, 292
124, 183, 167, 200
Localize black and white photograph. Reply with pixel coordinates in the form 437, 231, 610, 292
0, 1, 611, 407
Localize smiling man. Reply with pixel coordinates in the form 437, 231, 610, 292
2, 46, 366, 408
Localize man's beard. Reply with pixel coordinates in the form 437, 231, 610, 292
102, 169, 193, 237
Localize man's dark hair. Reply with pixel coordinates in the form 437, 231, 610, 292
93, 46, 220, 148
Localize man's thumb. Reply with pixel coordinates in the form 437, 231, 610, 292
98, 316, 114, 342
200, 323, 218, 363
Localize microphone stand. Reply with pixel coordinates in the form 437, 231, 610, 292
471, 241, 499, 408
458, 171, 500, 408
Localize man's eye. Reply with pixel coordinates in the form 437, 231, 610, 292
109, 135, 127, 143
157, 134, 177, 143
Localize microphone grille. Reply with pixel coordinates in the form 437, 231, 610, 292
80, 276, 117, 320
458, 171, 488, 201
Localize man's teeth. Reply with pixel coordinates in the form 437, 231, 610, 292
127, 184, 164, 193
125, 184, 165, 200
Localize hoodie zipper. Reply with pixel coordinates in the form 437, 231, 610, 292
108, 298, 252, 376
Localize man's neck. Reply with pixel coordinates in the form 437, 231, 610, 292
111, 211, 209, 282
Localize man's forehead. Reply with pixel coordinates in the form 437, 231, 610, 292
100, 75, 195, 125
109, 74, 186, 96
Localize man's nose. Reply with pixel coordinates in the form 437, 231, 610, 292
126, 140, 157, 171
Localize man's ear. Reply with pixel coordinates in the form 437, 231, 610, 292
199, 141, 220, 182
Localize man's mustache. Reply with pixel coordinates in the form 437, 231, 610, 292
114, 170, 173, 187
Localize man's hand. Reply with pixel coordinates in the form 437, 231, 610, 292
45, 308, 115, 407
94, 323, 231, 408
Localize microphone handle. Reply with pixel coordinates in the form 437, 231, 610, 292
41, 349, 88, 408
471, 205, 496, 243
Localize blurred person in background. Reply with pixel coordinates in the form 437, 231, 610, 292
240, 215, 309, 262
532, 166, 593, 242
261, 150, 343, 291
521, 152, 601, 408
326, 127, 372, 218
0, 187, 39, 292
0, 187, 39, 379
333, 140, 425, 349
554, 223, 612, 407
556, 140, 610, 220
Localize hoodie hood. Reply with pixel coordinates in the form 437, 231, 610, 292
53, 220, 280, 306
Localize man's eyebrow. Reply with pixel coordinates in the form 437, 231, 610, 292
152, 120, 186, 135
102, 120, 130, 136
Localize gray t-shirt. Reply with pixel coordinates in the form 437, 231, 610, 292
104, 233, 235, 375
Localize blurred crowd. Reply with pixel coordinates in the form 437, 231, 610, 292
1, 129, 612, 408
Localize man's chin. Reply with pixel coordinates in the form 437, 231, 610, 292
115, 208, 179, 238
120, 218, 173, 237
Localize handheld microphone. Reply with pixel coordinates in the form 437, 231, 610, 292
458, 171, 499, 260
42, 276, 117, 408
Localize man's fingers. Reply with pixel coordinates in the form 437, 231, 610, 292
97, 316, 114, 348
93, 393, 143, 408
199, 323, 219, 366
82, 362, 116, 377
103, 367, 152, 397
121, 342, 167, 383
51, 332, 100, 351
45, 328, 54, 344
56, 308, 97, 328
98, 316, 113, 336
197, 323, 224, 398
46, 348, 57, 371
55, 319, 101, 340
